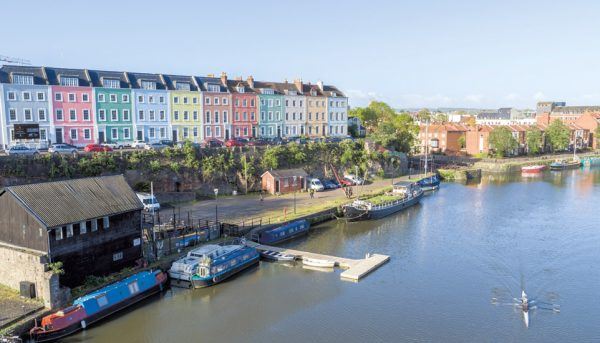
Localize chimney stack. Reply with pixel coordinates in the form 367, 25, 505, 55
247, 75, 254, 88
317, 80, 324, 91
220, 72, 227, 86
294, 78, 303, 93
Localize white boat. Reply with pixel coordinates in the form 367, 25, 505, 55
260, 250, 296, 262
168, 245, 225, 286
302, 257, 335, 268
521, 291, 530, 328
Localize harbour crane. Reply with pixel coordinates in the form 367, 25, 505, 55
0, 54, 31, 66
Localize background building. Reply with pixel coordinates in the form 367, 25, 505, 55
89, 70, 133, 144
229, 77, 258, 138
130, 72, 170, 142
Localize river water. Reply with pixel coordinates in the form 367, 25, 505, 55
67, 167, 600, 342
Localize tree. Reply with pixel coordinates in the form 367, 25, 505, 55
595, 126, 600, 149
416, 108, 432, 123
371, 112, 418, 153
432, 112, 449, 124
349, 107, 378, 133
526, 126, 543, 155
488, 127, 518, 157
458, 135, 466, 149
545, 119, 570, 152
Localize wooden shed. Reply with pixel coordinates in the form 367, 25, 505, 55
261, 168, 308, 195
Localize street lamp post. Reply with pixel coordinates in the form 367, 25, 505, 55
214, 188, 219, 226
292, 176, 297, 214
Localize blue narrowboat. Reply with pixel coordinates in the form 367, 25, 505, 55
417, 174, 440, 191
190, 244, 259, 288
257, 220, 310, 245
30, 270, 168, 342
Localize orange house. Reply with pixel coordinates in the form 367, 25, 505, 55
575, 113, 600, 149
418, 124, 468, 154
261, 168, 308, 195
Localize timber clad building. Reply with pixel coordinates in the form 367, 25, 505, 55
0, 175, 144, 287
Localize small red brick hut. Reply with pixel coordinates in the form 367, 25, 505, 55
261, 168, 308, 195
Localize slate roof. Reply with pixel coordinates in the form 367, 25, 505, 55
227, 79, 258, 94
261, 168, 308, 178
552, 106, 600, 114
0, 65, 48, 85
162, 74, 198, 91
271, 81, 303, 95
45, 67, 92, 87
4, 175, 143, 228
321, 84, 346, 97
477, 112, 510, 120
302, 84, 324, 97
127, 72, 167, 90
253, 81, 283, 95
196, 76, 228, 93
88, 69, 131, 88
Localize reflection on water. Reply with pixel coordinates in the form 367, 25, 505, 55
68, 167, 600, 343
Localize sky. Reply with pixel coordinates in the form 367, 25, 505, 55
2, 0, 600, 109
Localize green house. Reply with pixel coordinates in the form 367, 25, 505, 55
90, 70, 133, 143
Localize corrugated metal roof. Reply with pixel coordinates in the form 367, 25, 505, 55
5, 175, 143, 228
261, 168, 308, 178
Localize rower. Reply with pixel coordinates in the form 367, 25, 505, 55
521, 291, 529, 312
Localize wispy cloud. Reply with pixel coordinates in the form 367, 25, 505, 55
533, 91, 546, 101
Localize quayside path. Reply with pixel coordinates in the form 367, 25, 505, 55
245, 241, 390, 281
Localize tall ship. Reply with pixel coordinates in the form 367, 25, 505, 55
30, 270, 167, 342
343, 181, 423, 221
190, 243, 259, 289
253, 220, 310, 245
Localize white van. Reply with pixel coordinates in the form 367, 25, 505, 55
136, 193, 160, 211
308, 178, 325, 192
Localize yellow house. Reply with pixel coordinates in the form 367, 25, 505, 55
162, 74, 202, 143
304, 83, 328, 137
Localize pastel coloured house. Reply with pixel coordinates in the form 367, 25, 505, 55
129, 72, 170, 142
322, 82, 348, 137
89, 70, 133, 144
163, 74, 202, 143
198, 73, 231, 141
47, 67, 95, 147
256, 81, 284, 138
276, 79, 306, 137
228, 76, 258, 139
304, 84, 327, 137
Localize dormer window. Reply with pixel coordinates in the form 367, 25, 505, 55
59, 76, 79, 87
103, 78, 120, 88
141, 80, 156, 90
286, 90, 297, 96
12, 74, 34, 85
261, 88, 274, 95
175, 82, 190, 91
236, 86, 245, 93
310, 90, 317, 96
207, 84, 221, 92
331, 92, 337, 97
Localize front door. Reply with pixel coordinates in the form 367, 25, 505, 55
137, 130, 143, 141
275, 180, 280, 193
277, 126, 281, 138
225, 129, 230, 140
55, 128, 63, 144
172, 130, 178, 143
98, 131, 105, 143
252, 126, 256, 138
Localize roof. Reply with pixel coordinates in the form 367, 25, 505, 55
419, 124, 468, 133
227, 79, 258, 94
196, 76, 228, 93
253, 81, 283, 95
321, 84, 346, 97
127, 72, 167, 90
271, 81, 304, 95
4, 175, 143, 228
477, 111, 510, 120
162, 74, 198, 91
45, 67, 92, 87
0, 65, 48, 85
552, 106, 600, 114
88, 69, 131, 88
261, 168, 308, 178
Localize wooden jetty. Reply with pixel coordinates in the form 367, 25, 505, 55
245, 241, 389, 281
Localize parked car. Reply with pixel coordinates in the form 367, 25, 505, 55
323, 179, 341, 189
326, 137, 343, 143
84, 144, 112, 153
136, 193, 160, 211
267, 137, 285, 145
130, 140, 147, 149
202, 139, 224, 148
225, 138, 247, 147
344, 174, 365, 185
48, 143, 78, 156
247, 138, 267, 146
104, 142, 127, 150
7, 145, 40, 156
158, 139, 174, 147
145, 142, 167, 151
308, 178, 325, 192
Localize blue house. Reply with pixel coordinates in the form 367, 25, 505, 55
255, 81, 284, 138
0, 65, 52, 149
129, 72, 170, 142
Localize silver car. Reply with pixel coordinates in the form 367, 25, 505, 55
48, 144, 79, 156
7, 145, 40, 156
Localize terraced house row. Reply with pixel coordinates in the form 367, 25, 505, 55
0, 65, 348, 148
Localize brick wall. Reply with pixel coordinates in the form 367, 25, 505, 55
0, 243, 69, 308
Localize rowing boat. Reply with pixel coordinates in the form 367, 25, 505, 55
302, 257, 335, 268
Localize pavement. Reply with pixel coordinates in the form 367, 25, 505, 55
163, 174, 427, 225
0, 286, 44, 330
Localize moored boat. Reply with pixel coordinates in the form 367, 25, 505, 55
302, 257, 335, 268
260, 250, 296, 262
30, 270, 167, 342
521, 165, 546, 173
168, 247, 208, 287
190, 244, 259, 288
343, 181, 423, 221
255, 220, 310, 245
417, 174, 440, 191
549, 159, 581, 170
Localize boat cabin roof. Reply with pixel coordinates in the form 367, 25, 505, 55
392, 181, 415, 188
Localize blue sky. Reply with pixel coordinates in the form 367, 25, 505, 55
2, 0, 600, 109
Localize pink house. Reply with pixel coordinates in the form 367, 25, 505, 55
47, 68, 95, 146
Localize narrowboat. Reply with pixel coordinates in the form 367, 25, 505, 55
343, 181, 423, 221
30, 270, 167, 342
190, 244, 259, 288
168, 247, 207, 287
417, 174, 440, 191
255, 220, 310, 245
549, 159, 581, 170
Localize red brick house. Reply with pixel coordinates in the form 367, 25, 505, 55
575, 112, 600, 149
261, 168, 308, 195
418, 124, 468, 154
